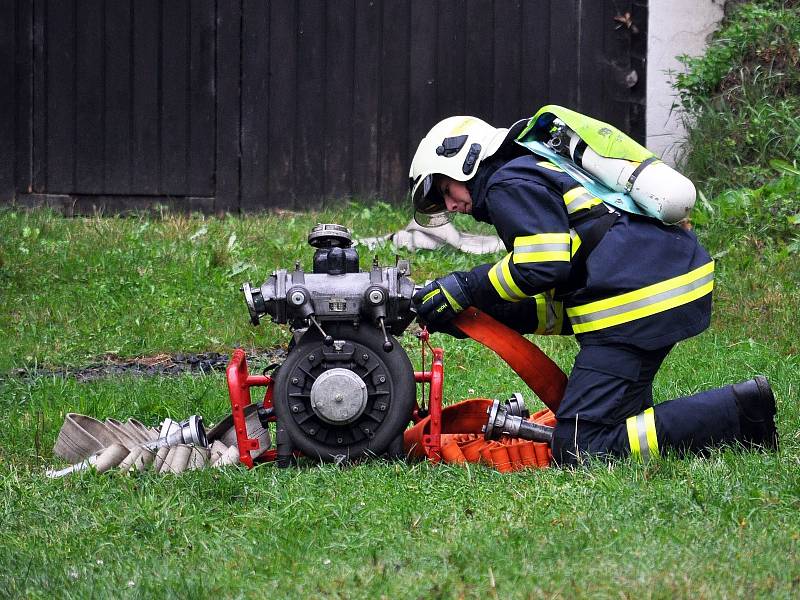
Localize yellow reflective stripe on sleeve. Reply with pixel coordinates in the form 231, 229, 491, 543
570, 229, 582, 258
567, 261, 714, 333
488, 253, 528, 302
563, 186, 602, 214
422, 288, 441, 304
626, 407, 659, 463
515, 233, 570, 245
534, 289, 564, 335
513, 233, 571, 264
537, 161, 563, 172
440, 286, 462, 312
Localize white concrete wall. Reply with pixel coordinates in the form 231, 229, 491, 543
646, 0, 724, 165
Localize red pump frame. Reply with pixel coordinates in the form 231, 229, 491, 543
225, 339, 445, 468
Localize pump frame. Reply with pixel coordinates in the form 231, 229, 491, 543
225, 338, 445, 468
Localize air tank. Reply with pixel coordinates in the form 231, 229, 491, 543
567, 131, 696, 224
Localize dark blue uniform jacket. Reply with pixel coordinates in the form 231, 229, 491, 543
462, 154, 713, 351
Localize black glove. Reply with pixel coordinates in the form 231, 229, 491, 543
412, 272, 472, 328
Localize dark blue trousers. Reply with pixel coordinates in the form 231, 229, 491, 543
551, 343, 742, 465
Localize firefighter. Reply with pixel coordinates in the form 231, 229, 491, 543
409, 115, 778, 465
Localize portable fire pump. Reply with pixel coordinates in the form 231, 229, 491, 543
225, 223, 566, 468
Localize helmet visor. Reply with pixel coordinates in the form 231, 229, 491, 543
412, 174, 445, 214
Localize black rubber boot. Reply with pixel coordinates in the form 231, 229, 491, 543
732, 375, 778, 450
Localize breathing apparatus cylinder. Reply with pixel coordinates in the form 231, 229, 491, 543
566, 131, 696, 224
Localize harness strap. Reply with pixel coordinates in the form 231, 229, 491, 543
565, 202, 620, 268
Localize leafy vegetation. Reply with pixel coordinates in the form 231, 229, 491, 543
673, 1, 800, 196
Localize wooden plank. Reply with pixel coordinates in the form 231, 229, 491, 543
104, 0, 132, 193
408, 0, 437, 163
548, 0, 579, 109
492, 0, 522, 126
188, 0, 215, 196
323, 0, 354, 203
267, 0, 297, 208
45, 0, 76, 192
0, 0, 16, 200
577, 0, 607, 118
295, 0, 325, 209
74, 0, 104, 194
351, 0, 380, 198
629, 0, 648, 143
215, 0, 242, 212
240, 0, 270, 210
435, 0, 466, 117
464, 0, 493, 120
14, 0, 34, 195
520, 0, 549, 115
602, 0, 633, 130
131, 0, 160, 195
31, 0, 46, 192
160, 0, 188, 195
378, 0, 409, 202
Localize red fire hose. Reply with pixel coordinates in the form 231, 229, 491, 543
403, 307, 567, 469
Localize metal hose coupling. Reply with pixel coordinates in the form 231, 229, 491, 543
143, 415, 208, 450
482, 394, 553, 443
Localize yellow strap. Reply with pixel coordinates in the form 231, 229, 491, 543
626, 415, 641, 458
644, 408, 659, 459
563, 186, 590, 205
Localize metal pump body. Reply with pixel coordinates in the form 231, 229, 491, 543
240, 224, 419, 462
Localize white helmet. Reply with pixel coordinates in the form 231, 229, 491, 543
409, 116, 512, 225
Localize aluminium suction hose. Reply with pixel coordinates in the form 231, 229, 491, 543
47, 407, 267, 477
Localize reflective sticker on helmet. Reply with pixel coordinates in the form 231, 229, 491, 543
450, 117, 479, 136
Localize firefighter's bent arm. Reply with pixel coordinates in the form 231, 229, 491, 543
466, 179, 572, 308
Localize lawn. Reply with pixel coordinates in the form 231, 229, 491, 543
1, 204, 799, 598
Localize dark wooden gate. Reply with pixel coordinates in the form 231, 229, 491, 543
2, 0, 647, 214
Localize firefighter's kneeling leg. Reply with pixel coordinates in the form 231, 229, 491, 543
550, 343, 744, 465
551, 343, 670, 465
552, 385, 744, 466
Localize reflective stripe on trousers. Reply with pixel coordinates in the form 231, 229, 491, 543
626, 407, 659, 462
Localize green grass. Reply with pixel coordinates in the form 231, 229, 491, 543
1, 204, 799, 598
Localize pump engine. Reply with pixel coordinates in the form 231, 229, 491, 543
241, 224, 418, 461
